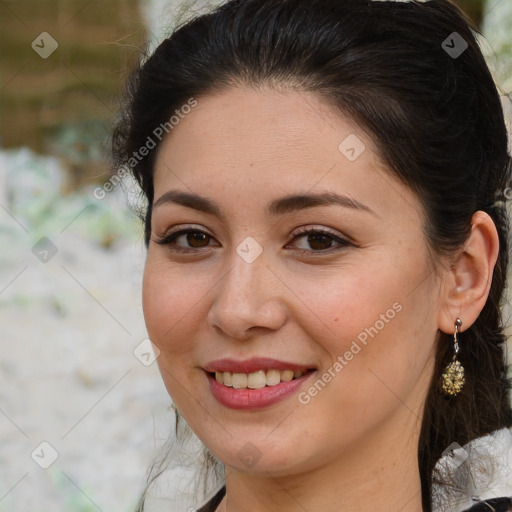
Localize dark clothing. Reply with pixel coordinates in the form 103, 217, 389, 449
197, 486, 225, 512
197, 487, 511, 512
463, 498, 512, 511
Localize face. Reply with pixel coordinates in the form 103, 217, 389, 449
143, 86, 444, 477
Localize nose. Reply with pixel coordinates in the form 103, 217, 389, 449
207, 243, 288, 341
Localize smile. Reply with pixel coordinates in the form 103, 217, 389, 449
203, 358, 316, 410
213, 369, 305, 389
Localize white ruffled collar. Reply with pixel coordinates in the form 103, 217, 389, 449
432, 426, 512, 511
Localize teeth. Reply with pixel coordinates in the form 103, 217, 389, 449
248, 370, 266, 389
232, 373, 248, 389
223, 372, 232, 387
281, 370, 294, 382
266, 369, 281, 386
214, 369, 306, 389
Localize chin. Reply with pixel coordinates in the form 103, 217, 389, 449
203, 435, 312, 476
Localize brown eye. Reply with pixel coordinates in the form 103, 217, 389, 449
305, 232, 335, 251
154, 228, 218, 252
288, 227, 352, 254
185, 231, 210, 248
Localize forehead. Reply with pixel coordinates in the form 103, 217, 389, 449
157, 85, 374, 159
152, 86, 422, 224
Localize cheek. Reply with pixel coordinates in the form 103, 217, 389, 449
293, 259, 432, 399
141, 257, 207, 356
142, 259, 210, 412
292, 264, 403, 352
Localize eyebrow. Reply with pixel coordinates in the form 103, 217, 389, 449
152, 189, 377, 219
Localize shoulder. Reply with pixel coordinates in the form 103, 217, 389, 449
433, 426, 512, 511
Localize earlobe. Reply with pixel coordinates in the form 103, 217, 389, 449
438, 211, 499, 334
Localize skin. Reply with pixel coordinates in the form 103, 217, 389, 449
142, 85, 499, 512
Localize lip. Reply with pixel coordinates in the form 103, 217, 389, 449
204, 359, 316, 410
206, 371, 315, 410
203, 357, 313, 374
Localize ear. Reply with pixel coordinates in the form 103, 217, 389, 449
438, 211, 499, 334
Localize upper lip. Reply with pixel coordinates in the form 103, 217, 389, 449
203, 357, 314, 374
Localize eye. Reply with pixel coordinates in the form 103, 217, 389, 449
286, 226, 352, 254
153, 225, 352, 255
153, 226, 218, 253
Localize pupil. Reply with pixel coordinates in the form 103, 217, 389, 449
189, 232, 208, 247
309, 233, 331, 250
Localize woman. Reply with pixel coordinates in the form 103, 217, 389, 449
112, 0, 512, 510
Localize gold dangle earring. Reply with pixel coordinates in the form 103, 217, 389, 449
441, 318, 465, 397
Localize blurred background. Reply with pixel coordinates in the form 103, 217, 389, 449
0, 0, 511, 511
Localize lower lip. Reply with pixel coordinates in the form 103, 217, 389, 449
206, 371, 315, 410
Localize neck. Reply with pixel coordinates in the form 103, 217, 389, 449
216, 414, 425, 512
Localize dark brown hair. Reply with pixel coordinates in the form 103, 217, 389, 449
111, 0, 512, 509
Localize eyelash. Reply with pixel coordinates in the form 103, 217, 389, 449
153, 225, 352, 255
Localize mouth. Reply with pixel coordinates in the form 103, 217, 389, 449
207, 368, 314, 389
203, 358, 317, 410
